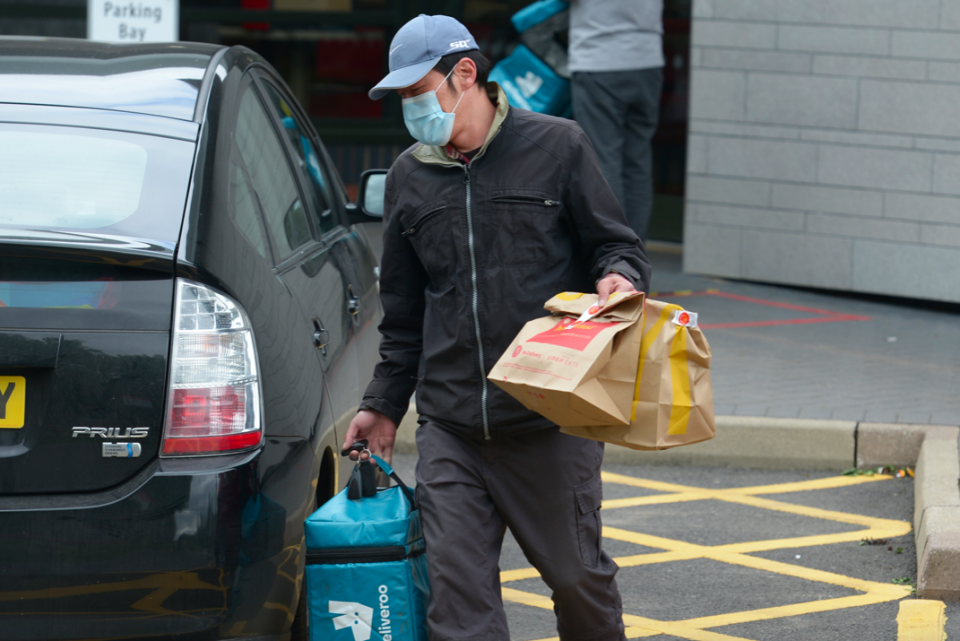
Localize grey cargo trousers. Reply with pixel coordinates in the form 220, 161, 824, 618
415, 421, 625, 641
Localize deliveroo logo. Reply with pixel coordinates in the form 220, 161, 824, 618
516, 71, 544, 99
330, 601, 374, 641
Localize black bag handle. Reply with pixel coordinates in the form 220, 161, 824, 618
340, 440, 417, 509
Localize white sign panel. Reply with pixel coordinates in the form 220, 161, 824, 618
87, 1, 179, 43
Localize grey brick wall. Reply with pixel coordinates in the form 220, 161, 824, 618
686, 0, 960, 303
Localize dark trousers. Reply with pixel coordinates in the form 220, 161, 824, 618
571, 68, 663, 241
415, 422, 624, 641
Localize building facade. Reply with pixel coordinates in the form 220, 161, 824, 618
685, 0, 960, 303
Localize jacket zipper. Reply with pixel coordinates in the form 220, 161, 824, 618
463, 164, 491, 440
305, 545, 424, 565
491, 196, 559, 207
401, 206, 446, 237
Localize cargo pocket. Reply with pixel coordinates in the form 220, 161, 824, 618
399, 200, 455, 282
574, 474, 603, 567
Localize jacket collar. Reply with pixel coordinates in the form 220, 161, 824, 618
413, 82, 509, 167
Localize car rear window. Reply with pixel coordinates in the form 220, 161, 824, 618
0, 131, 148, 229
0, 122, 195, 247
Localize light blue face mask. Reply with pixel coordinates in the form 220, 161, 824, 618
402, 69, 465, 147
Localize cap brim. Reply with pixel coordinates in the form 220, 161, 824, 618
368, 57, 441, 100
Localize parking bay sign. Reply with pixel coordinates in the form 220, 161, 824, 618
87, 1, 179, 43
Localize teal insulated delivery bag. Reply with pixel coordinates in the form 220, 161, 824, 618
491, 44, 571, 117
305, 456, 429, 641
489, 0, 572, 117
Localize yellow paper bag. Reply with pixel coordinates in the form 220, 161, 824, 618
489, 293, 715, 450
561, 298, 715, 450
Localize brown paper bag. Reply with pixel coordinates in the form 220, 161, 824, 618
488, 291, 645, 426
488, 292, 715, 450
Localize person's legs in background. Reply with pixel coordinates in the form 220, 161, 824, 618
571, 71, 628, 209
622, 67, 663, 241
572, 68, 662, 241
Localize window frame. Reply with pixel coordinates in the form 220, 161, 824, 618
250, 69, 349, 242
230, 72, 324, 268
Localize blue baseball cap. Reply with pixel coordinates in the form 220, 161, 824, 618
369, 14, 479, 100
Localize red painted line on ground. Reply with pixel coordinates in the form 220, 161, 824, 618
706, 290, 871, 319
701, 315, 870, 330
649, 290, 715, 298
654, 289, 872, 327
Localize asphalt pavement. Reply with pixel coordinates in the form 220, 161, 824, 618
388, 452, 951, 641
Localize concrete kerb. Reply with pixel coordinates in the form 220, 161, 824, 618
393, 407, 960, 599
399, 409, 858, 470
911, 427, 960, 601
859, 423, 960, 600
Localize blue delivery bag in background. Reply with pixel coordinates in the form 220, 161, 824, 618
491, 44, 571, 116
305, 455, 428, 641
490, 0, 572, 117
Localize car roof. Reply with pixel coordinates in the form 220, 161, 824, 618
0, 37, 225, 122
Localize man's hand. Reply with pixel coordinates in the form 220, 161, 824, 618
597, 273, 637, 307
343, 409, 398, 464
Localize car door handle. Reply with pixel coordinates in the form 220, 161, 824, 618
348, 296, 361, 316
347, 285, 361, 316
312, 317, 330, 356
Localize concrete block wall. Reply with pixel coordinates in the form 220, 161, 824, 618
686, 0, 960, 302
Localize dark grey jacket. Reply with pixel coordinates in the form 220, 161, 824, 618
361, 87, 651, 440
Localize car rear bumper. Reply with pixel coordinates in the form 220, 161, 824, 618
0, 437, 314, 641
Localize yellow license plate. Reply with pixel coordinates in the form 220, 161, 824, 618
0, 376, 25, 429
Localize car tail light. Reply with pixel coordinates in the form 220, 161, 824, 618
161, 279, 263, 456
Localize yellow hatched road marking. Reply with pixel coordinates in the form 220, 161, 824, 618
502, 472, 914, 641
897, 600, 947, 641
604, 492, 706, 509
505, 588, 753, 641
600, 470, 891, 496
720, 492, 896, 526
733, 475, 892, 495
715, 530, 902, 554
677, 591, 909, 630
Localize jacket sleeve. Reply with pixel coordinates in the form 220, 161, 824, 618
562, 130, 653, 293
359, 167, 428, 426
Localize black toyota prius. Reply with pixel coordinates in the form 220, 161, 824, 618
0, 37, 387, 640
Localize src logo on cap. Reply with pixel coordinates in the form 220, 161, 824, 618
449, 40, 471, 49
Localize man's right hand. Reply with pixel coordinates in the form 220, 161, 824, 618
342, 409, 398, 464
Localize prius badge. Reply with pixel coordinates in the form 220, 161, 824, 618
72, 427, 149, 458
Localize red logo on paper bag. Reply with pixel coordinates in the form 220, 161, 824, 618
677, 312, 690, 326
512, 346, 523, 358
526, 318, 615, 351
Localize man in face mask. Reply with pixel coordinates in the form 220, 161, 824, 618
343, 14, 651, 641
